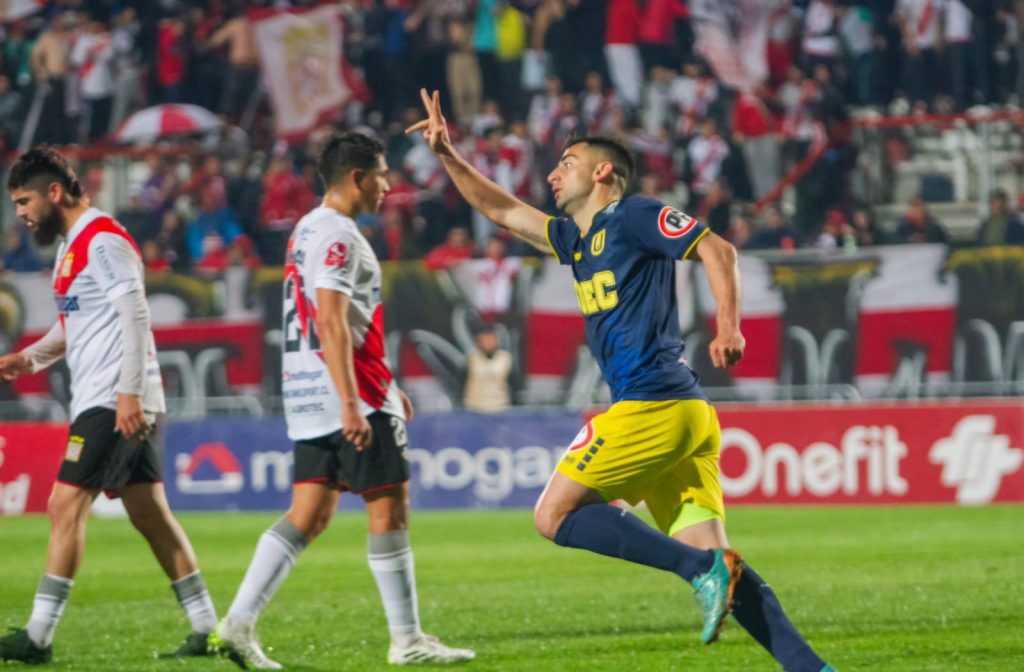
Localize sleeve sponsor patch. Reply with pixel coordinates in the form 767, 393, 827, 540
325, 242, 348, 267
657, 206, 697, 239
94, 244, 117, 281
568, 421, 595, 452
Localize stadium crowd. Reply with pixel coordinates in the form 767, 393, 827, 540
2, 0, 1024, 275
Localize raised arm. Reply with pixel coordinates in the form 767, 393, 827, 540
689, 232, 745, 368
208, 20, 232, 49
406, 89, 552, 254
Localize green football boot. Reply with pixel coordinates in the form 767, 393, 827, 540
0, 628, 52, 665
691, 548, 744, 645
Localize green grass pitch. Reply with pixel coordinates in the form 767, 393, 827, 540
2, 505, 1022, 671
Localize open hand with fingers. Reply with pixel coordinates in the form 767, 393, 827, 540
709, 330, 745, 368
405, 89, 454, 157
0, 352, 32, 383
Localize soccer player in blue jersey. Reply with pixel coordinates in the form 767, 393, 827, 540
409, 89, 836, 672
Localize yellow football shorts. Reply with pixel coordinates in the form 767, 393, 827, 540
556, 399, 725, 534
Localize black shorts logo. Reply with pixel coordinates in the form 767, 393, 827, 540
65, 435, 85, 463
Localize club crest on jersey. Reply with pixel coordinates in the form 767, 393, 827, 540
590, 229, 606, 256
325, 242, 348, 267
658, 206, 696, 239
61, 253, 75, 277
65, 435, 84, 463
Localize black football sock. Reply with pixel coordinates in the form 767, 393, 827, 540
731, 563, 828, 672
553, 504, 714, 581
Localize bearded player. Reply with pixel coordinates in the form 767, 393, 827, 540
0, 148, 218, 664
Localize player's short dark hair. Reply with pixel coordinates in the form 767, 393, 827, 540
563, 135, 635, 195
316, 132, 385, 188
7, 147, 84, 202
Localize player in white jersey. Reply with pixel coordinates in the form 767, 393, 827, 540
210, 133, 474, 669
0, 148, 219, 664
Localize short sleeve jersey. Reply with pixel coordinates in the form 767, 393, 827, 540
545, 197, 709, 403
52, 208, 165, 421
282, 207, 403, 441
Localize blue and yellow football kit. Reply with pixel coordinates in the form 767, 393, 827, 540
546, 196, 724, 535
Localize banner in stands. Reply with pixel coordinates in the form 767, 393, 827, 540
690, 0, 779, 91
3, 245, 1023, 412
251, 5, 351, 141
8, 319, 264, 400
2, 402, 1021, 514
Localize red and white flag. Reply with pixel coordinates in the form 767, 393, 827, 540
0, 0, 44, 23
694, 244, 958, 395
690, 0, 786, 92
251, 5, 353, 143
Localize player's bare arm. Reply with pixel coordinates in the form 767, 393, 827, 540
316, 287, 373, 450
406, 88, 552, 253
689, 232, 745, 368
0, 321, 66, 382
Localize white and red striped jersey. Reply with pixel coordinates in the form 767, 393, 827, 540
281, 206, 403, 441
403, 139, 448, 191
669, 75, 718, 137
52, 208, 165, 421
802, 0, 840, 57
580, 90, 618, 135
496, 133, 535, 201
686, 133, 729, 196
469, 257, 521, 316
71, 31, 114, 99
527, 92, 559, 146
780, 80, 819, 141
898, 0, 940, 49
469, 138, 501, 182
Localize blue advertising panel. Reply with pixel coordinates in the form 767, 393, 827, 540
163, 411, 584, 511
